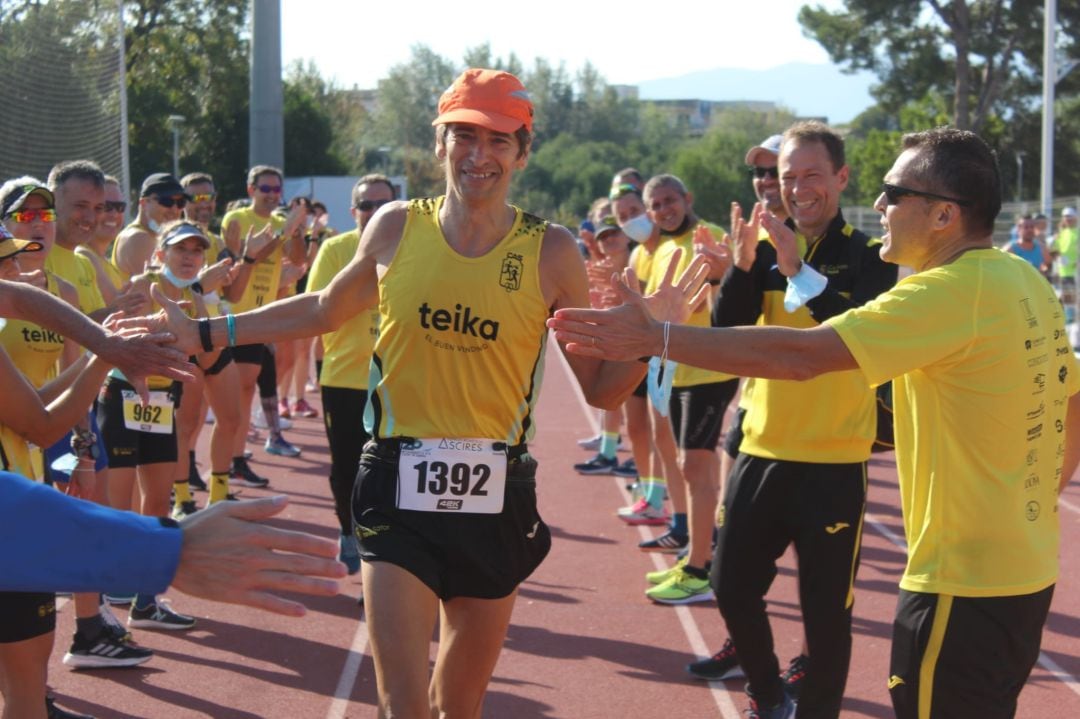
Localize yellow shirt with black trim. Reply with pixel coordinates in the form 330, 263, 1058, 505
0, 272, 66, 481
45, 244, 106, 315
646, 221, 733, 388
367, 197, 549, 442
220, 207, 286, 313
828, 248, 1078, 597
714, 211, 897, 463
307, 229, 379, 391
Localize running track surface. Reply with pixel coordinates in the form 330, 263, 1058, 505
21, 338, 1080, 718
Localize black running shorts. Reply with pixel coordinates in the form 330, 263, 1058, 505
669, 378, 739, 450
230, 342, 265, 366
0, 591, 56, 642
96, 377, 179, 469
353, 439, 552, 600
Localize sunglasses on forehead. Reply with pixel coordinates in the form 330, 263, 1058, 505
154, 195, 188, 209
355, 199, 391, 212
609, 183, 640, 201
6, 208, 56, 223
749, 166, 779, 180
881, 182, 971, 207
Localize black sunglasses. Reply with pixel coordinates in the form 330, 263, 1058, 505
154, 195, 188, 209
881, 182, 971, 207
750, 166, 779, 180
355, 199, 391, 212
104, 200, 127, 213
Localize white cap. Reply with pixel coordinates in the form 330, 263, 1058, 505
745, 135, 783, 166
1063, 207, 1077, 218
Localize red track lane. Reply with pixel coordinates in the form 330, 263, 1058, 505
15, 340, 1080, 717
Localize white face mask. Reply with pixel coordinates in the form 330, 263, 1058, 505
147, 218, 161, 233
620, 213, 654, 243
162, 264, 196, 289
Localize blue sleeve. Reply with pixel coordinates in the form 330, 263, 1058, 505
0, 472, 182, 594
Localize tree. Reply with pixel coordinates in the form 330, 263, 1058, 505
799, 0, 1080, 133
282, 61, 347, 178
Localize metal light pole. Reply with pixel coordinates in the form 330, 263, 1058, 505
1041, 0, 1056, 218
168, 114, 185, 177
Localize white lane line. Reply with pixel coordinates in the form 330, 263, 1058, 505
555, 340, 742, 719
865, 511, 1080, 700
325, 616, 371, 719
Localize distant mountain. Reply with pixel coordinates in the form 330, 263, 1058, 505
634, 62, 878, 125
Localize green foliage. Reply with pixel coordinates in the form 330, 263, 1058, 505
282, 61, 347, 177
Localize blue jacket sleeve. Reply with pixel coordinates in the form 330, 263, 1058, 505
0, 472, 182, 594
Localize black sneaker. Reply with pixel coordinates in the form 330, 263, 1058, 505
687, 638, 745, 680
573, 454, 618, 475
638, 529, 689, 553
128, 601, 196, 631
46, 696, 94, 719
171, 500, 198, 520
781, 653, 809, 701
613, 458, 638, 478
62, 629, 153, 669
230, 459, 269, 488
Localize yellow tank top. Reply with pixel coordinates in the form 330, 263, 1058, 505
0, 272, 65, 388
220, 207, 286, 312
367, 197, 550, 442
0, 272, 65, 481
107, 271, 194, 389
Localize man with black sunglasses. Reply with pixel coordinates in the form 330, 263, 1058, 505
305, 173, 395, 580
217, 165, 308, 489
112, 173, 190, 279
551, 127, 1076, 719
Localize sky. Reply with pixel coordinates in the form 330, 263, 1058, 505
280, 0, 845, 92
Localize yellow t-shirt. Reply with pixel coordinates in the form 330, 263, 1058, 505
44, 244, 106, 314
629, 238, 669, 290
368, 197, 549, 442
220, 207, 286, 313
828, 248, 1079, 597
646, 221, 733, 387
307, 229, 379, 391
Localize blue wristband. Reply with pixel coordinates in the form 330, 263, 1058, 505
226, 313, 237, 348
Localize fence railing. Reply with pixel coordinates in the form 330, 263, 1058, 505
844, 196, 1080, 246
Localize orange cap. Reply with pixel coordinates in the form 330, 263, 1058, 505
432, 68, 533, 134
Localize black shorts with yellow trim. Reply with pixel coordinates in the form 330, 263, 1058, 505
889, 585, 1053, 719
353, 438, 551, 600
669, 378, 739, 450
96, 377, 180, 469
0, 591, 56, 642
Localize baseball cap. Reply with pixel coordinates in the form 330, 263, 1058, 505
432, 69, 534, 134
0, 224, 44, 259
141, 172, 187, 198
745, 134, 784, 166
595, 216, 622, 239
0, 182, 54, 218
1063, 207, 1077, 218
160, 222, 210, 249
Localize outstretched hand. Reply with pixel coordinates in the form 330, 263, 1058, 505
98, 311, 195, 403
546, 248, 709, 361
693, 224, 732, 281
172, 496, 345, 616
